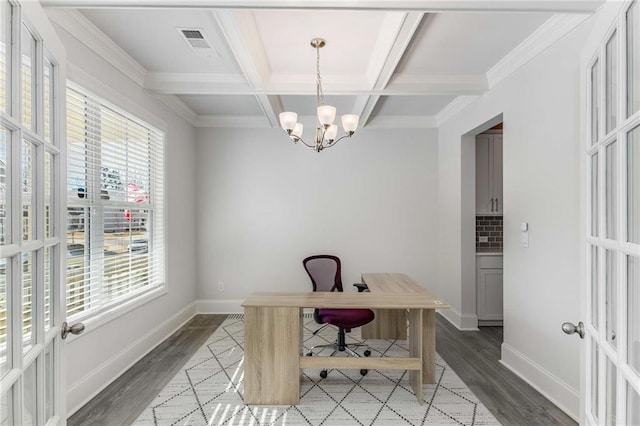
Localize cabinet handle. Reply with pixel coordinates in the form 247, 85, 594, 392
495, 198, 498, 212
490, 198, 494, 212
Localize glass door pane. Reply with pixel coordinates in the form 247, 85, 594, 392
606, 250, 618, 347
629, 125, 640, 243
0, 1, 9, 114
628, 1, 640, 117
592, 153, 599, 236
606, 358, 617, 424
21, 25, 35, 132
0, 125, 7, 245
628, 383, 640, 424
21, 140, 34, 242
629, 255, 640, 375
606, 141, 618, 239
592, 245, 600, 329
592, 60, 600, 144
591, 340, 600, 422
606, 32, 618, 133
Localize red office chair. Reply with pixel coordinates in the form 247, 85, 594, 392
303, 255, 374, 378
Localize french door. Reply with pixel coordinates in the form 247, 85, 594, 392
0, 1, 67, 424
584, 0, 640, 424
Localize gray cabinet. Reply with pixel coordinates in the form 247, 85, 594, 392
476, 255, 503, 323
476, 133, 503, 214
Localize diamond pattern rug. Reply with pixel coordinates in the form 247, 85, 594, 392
134, 315, 500, 425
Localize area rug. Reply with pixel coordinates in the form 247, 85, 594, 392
134, 315, 500, 426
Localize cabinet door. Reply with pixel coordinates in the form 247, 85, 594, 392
491, 134, 503, 214
477, 268, 504, 320
476, 134, 492, 214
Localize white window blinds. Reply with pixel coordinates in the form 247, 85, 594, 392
66, 82, 165, 320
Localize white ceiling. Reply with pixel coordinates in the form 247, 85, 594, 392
43, 1, 603, 130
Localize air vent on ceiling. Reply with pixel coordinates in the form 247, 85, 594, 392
177, 28, 218, 58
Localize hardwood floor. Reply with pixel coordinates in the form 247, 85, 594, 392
68, 315, 227, 426
436, 317, 577, 426
69, 314, 576, 425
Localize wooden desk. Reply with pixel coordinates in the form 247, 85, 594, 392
242, 273, 449, 405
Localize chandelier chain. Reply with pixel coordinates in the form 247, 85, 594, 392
316, 44, 325, 106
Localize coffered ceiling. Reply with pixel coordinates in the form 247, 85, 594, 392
42, 1, 603, 129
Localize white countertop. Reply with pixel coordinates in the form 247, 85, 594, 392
476, 252, 503, 256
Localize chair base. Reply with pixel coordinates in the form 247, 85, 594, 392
306, 327, 372, 378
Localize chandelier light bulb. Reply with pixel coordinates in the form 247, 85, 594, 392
342, 114, 359, 134
317, 105, 336, 127
325, 124, 338, 142
279, 112, 298, 132
291, 123, 304, 139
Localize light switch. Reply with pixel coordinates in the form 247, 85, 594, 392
520, 222, 528, 232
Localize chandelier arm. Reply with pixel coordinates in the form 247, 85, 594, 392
296, 136, 317, 150
324, 134, 352, 148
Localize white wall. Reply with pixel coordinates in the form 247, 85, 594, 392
437, 15, 600, 418
51, 24, 199, 414
195, 128, 438, 305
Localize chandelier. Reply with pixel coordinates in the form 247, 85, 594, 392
278, 38, 360, 152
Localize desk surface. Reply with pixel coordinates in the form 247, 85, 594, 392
362, 273, 430, 295
242, 273, 449, 310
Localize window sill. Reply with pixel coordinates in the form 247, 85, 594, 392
64, 285, 168, 343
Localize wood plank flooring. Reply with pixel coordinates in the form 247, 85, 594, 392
69, 314, 577, 425
436, 317, 577, 426
68, 315, 227, 426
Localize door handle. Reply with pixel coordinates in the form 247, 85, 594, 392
562, 321, 584, 339
61, 322, 85, 339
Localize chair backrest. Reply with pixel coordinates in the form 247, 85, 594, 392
303, 255, 343, 293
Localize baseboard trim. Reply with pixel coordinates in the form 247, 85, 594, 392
438, 308, 479, 331
500, 343, 579, 421
66, 301, 197, 417
196, 299, 244, 314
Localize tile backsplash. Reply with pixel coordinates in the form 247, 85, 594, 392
476, 215, 503, 252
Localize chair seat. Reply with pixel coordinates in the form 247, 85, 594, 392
318, 308, 375, 329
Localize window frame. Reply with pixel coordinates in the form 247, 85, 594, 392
64, 75, 167, 335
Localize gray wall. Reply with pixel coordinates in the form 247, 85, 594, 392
195, 127, 439, 305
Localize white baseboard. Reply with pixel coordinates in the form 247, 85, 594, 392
66, 302, 197, 417
500, 343, 579, 421
196, 299, 244, 314
438, 308, 479, 331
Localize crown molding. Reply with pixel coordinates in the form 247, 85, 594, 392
486, 13, 591, 89
366, 115, 438, 128
41, 0, 604, 14
195, 115, 270, 128
144, 72, 251, 94
387, 74, 488, 95
45, 8, 147, 86
435, 95, 480, 126
154, 95, 198, 126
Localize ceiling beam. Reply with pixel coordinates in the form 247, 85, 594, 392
357, 11, 423, 127
41, 0, 604, 14
143, 72, 488, 95
211, 10, 281, 127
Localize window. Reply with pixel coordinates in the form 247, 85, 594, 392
66, 82, 165, 321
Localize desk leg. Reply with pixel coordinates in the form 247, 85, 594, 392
423, 309, 436, 384
408, 309, 424, 405
243, 306, 301, 405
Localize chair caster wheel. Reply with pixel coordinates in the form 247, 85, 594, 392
364, 350, 371, 357
360, 369, 368, 376
320, 370, 328, 379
